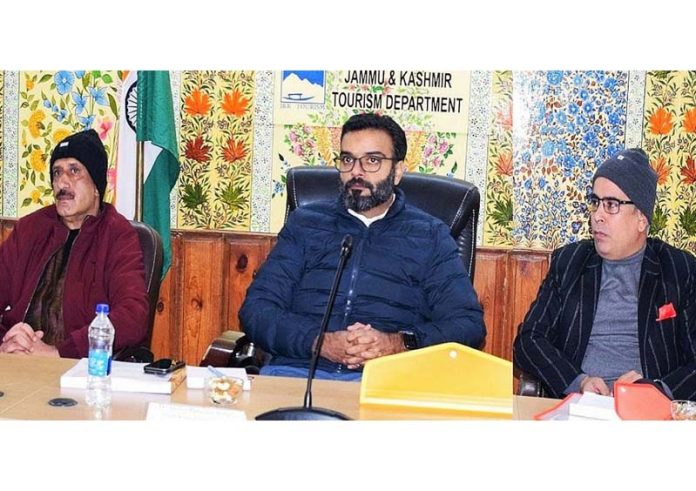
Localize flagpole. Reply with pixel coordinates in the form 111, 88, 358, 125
135, 140, 144, 221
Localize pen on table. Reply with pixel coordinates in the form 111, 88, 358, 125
208, 364, 253, 387
207, 365, 226, 377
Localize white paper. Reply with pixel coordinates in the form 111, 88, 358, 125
146, 402, 247, 421
568, 392, 620, 420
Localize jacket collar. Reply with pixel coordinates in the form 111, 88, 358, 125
587, 238, 656, 273
43, 202, 109, 233
641, 238, 662, 277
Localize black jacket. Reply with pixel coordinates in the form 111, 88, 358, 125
514, 238, 696, 400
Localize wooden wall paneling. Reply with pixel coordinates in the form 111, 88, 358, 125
505, 250, 549, 393
224, 234, 275, 332
507, 250, 550, 353
473, 248, 510, 361
150, 232, 183, 361
179, 232, 227, 365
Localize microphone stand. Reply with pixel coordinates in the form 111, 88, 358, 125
256, 235, 353, 420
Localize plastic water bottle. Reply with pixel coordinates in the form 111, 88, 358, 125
86, 303, 115, 409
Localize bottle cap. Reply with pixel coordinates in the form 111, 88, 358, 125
95, 303, 110, 314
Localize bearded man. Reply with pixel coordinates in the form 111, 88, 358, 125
240, 113, 485, 380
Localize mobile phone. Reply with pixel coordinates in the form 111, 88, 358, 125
144, 358, 185, 375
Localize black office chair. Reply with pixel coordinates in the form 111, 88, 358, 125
516, 370, 548, 398
113, 220, 164, 363
285, 166, 481, 277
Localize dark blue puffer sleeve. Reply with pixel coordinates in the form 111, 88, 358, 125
410, 221, 486, 349
239, 212, 318, 359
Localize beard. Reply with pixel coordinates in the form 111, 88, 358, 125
340, 165, 396, 213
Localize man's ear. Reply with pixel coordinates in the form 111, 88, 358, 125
637, 211, 649, 233
393, 160, 405, 185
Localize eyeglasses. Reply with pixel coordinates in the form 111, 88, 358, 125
587, 193, 635, 214
334, 154, 398, 173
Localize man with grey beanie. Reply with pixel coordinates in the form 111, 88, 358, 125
514, 148, 696, 401
0, 129, 149, 359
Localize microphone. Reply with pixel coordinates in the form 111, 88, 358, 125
256, 234, 354, 420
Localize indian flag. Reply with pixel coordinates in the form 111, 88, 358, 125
116, 70, 180, 276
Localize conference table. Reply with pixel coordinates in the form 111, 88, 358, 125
0, 354, 538, 420
513, 395, 559, 420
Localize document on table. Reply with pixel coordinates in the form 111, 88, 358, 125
568, 392, 620, 420
60, 358, 185, 395
146, 402, 247, 421
534, 392, 620, 420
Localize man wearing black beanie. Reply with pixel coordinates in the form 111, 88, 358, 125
0, 129, 149, 359
515, 148, 696, 402
50, 129, 107, 228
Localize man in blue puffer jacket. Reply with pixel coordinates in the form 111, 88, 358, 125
241, 113, 485, 380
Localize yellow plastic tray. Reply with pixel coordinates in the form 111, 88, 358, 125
360, 343, 512, 418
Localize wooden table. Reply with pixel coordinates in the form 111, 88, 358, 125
513, 395, 559, 420
0, 354, 510, 420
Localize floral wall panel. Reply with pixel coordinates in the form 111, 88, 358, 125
512, 71, 629, 250
249, 71, 274, 233
18, 71, 120, 216
2, 71, 18, 218
484, 71, 513, 246
643, 71, 696, 253
269, 70, 471, 232
0, 71, 4, 213
177, 71, 254, 230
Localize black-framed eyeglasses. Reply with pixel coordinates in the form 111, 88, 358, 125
587, 193, 635, 214
333, 154, 398, 173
